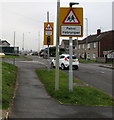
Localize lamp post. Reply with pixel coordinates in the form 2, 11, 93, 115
84, 18, 88, 60
69, 2, 79, 7
69, 2, 79, 92
22, 32, 30, 53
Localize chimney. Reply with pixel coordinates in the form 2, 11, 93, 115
97, 29, 101, 36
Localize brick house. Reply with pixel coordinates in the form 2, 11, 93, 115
74, 29, 114, 60
61, 39, 77, 54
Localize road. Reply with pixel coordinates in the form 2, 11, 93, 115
28, 56, 113, 96
3, 56, 113, 118
72, 63, 113, 97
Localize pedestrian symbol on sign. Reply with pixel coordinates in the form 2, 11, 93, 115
45, 23, 53, 31
63, 9, 80, 24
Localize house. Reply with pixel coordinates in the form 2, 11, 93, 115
0, 39, 19, 55
61, 39, 78, 54
60, 29, 114, 61
74, 29, 114, 60
0, 40, 10, 47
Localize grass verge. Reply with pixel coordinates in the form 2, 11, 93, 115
4, 55, 32, 61
23, 56, 32, 60
79, 59, 113, 64
79, 59, 96, 63
1, 62, 18, 109
4, 55, 20, 59
36, 69, 114, 106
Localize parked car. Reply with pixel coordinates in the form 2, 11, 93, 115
51, 54, 79, 70
0, 53, 5, 58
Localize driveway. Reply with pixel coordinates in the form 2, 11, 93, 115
6, 56, 113, 118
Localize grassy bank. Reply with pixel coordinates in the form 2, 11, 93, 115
36, 69, 114, 106
1, 62, 18, 109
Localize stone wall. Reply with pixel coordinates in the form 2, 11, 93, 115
96, 57, 106, 63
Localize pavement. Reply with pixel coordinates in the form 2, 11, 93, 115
99, 64, 114, 69
1, 57, 113, 119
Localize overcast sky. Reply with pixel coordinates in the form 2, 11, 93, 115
0, 0, 113, 51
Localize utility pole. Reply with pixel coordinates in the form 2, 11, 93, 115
22, 32, 24, 52
38, 31, 40, 52
55, 0, 60, 91
13, 31, 16, 65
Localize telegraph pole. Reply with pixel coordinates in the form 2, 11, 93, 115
22, 32, 24, 52
13, 31, 16, 65
55, 0, 60, 91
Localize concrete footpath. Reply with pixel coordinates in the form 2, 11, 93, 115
7, 60, 113, 119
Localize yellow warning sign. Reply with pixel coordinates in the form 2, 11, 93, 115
60, 7, 83, 37
44, 22, 54, 45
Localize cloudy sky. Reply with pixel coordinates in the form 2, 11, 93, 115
0, 0, 113, 51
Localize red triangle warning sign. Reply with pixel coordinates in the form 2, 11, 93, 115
45, 23, 53, 31
63, 9, 80, 24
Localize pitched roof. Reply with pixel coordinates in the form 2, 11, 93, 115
79, 30, 113, 44
1, 40, 10, 45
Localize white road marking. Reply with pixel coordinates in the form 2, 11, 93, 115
101, 72, 105, 74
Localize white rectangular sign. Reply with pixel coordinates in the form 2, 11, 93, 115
46, 31, 52, 35
61, 25, 81, 36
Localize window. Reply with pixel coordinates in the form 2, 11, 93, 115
67, 56, 77, 59
93, 42, 96, 48
87, 53, 90, 58
87, 43, 90, 49
93, 53, 96, 58
83, 44, 85, 49
73, 46, 75, 49
60, 56, 65, 59
82, 54, 84, 58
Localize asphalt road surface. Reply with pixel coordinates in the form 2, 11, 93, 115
3, 56, 112, 119
72, 63, 113, 97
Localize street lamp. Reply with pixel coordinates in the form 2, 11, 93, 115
69, 2, 79, 7
69, 2, 79, 92
84, 18, 88, 37
84, 18, 88, 59
22, 32, 30, 52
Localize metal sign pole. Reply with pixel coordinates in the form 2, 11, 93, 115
69, 37, 73, 92
47, 11, 50, 71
